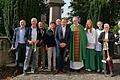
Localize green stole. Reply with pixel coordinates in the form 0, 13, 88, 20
70, 24, 88, 62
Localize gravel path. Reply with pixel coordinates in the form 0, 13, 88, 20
11, 59, 120, 80
12, 71, 120, 80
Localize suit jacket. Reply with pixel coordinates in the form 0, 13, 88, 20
12, 27, 27, 49
55, 25, 71, 48
38, 28, 46, 46
25, 27, 41, 46
98, 31, 115, 55
45, 29, 56, 47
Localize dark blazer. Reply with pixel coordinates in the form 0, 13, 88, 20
45, 29, 56, 47
55, 25, 71, 48
12, 27, 27, 49
38, 28, 46, 46
25, 27, 41, 46
98, 31, 115, 55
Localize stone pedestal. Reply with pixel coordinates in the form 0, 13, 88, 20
0, 37, 11, 67
47, 0, 64, 24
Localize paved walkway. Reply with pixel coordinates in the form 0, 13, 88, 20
12, 73, 120, 80
11, 59, 120, 80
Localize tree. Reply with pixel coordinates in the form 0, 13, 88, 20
69, 0, 120, 27
109, 0, 120, 24
0, 0, 5, 35
68, 0, 89, 25
3, 0, 48, 42
87, 0, 111, 27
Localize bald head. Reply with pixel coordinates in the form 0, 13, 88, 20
56, 19, 61, 26
38, 21, 44, 29
97, 21, 103, 29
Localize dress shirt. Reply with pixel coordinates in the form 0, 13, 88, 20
18, 27, 25, 43
62, 26, 66, 39
31, 27, 37, 41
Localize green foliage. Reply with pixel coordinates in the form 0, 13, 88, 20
110, 25, 119, 34
2, 0, 48, 42
69, 0, 120, 27
0, 0, 4, 9
69, 0, 89, 25
0, 0, 5, 35
87, 0, 111, 27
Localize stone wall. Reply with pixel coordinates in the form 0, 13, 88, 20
0, 37, 11, 67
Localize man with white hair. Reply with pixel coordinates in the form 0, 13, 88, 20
55, 18, 71, 73
69, 17, 88, 70
98, 23, 115, 77
23, 18, 41, 75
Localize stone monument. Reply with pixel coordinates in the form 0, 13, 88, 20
0, 37, 11, 67
47, 0, 64, 24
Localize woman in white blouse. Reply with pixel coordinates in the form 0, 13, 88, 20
84, 19, 96, 71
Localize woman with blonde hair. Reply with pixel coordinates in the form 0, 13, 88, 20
84, 19, 96, 71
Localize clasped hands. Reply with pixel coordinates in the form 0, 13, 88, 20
60, 43, 66, 48
28, 40, 38, 45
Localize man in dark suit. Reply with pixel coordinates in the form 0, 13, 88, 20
55, 18, 71, 73
98, 23, 115, 77
23, 18, 41, 75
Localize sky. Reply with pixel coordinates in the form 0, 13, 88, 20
61, 0, 71, 18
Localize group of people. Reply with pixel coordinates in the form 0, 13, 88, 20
11, 17, 120, 77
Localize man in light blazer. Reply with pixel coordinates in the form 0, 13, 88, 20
11, 20, 27, 75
